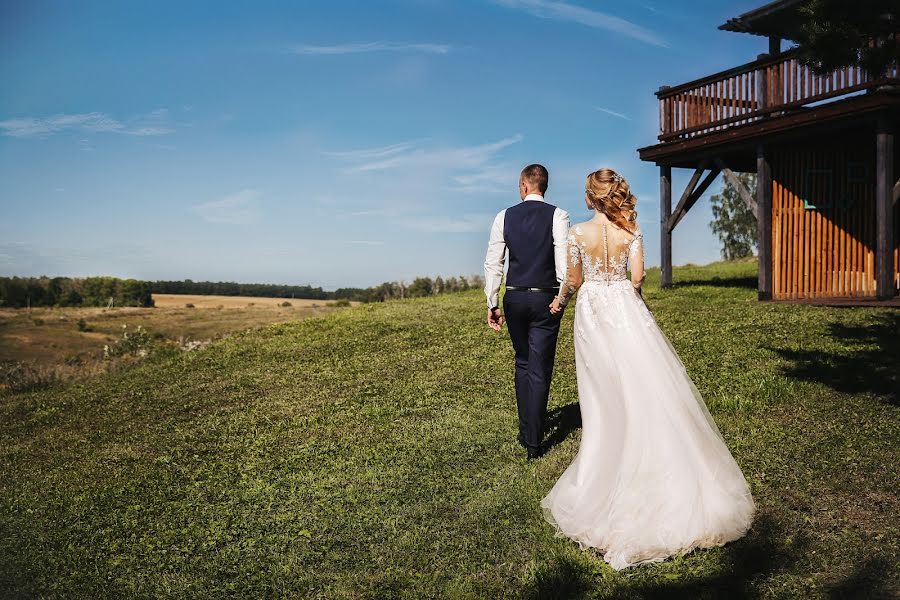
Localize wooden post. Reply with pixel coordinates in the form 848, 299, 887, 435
756, 54, 769, 114
757, 143, 773, 300
768, 36, 781, 56
875, 115, 895, 299
659, 85, 671, 138
660, 165, 673, 288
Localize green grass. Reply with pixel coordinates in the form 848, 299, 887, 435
1, 260, 898, 599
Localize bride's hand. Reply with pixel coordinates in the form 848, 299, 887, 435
549, 298, 563, 314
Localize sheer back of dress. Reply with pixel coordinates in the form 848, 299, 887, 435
557, 219, 644, 302
572, 221, 642, 283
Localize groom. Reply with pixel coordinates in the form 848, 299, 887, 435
484, 164, 570, 459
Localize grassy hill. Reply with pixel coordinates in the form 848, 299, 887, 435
1, 261, 898, 599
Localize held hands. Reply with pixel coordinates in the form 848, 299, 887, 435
549, 297, 565, 314
487, 307, 505, 332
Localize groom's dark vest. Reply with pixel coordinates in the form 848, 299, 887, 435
504, 200, 558, 289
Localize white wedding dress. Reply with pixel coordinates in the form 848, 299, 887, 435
541, 218, 755, 570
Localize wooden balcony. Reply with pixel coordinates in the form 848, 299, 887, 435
639, 48, 900, 174
656, 49, 898, 143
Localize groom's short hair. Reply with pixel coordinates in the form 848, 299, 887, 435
521, 164, 549, 193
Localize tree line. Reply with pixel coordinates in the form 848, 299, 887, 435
151, 279, 330, 300
0, 276, 154, 308
0, 274, 486, 308
334, 275, 485, 303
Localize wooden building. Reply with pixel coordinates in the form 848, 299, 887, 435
638, 0, 899, 301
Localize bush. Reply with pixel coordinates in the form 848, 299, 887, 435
185, 303, 195, 309
76, 318, 91, 332
103, 324, 154, 359
31, 317, 44, 326
280, 301, 292, 307
332, 299, 351, 307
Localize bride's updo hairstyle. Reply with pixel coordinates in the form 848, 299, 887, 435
585, 168, 638, 234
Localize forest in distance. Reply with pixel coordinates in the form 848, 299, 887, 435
0, 273, 486, 308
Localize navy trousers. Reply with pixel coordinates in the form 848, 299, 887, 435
503, 290, 563, 452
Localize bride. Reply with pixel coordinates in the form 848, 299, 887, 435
542, 168, 755, 570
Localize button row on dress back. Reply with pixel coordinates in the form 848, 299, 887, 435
602, 223, 608, 280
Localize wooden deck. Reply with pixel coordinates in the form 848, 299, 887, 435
638, 48, 900, 170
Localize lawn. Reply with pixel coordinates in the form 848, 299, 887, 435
1, 260, 897, 599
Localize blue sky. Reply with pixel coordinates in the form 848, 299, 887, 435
1, 0, 770, 289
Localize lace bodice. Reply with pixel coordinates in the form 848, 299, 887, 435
557, 220, 644, 304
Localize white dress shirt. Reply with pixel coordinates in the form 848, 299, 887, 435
483, 193, 571, 309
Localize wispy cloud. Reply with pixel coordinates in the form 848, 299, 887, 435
322, 141, 418, 160
452, 165, 517, 194
339, 134, 524, 173
323, 135, 524, 211
0, 109, 175, 138
402, 214, 494, 233
340, 207, 401, 218
192, 189, 261, 225
595, 106, 631, 120
493, 0, 667, 47
290, 42, 451, 56
345, 240, 385, 245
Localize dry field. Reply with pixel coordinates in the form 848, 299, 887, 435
0, 293, 348, 370
151, 293, 335, 309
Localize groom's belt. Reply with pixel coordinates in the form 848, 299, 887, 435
505, 285, 559, 293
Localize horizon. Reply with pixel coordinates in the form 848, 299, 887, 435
0, 256, 751, 294
1, 0, 770, 289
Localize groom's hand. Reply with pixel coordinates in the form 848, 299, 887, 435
487, 307, 504, 331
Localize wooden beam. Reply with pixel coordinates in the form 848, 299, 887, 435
667, 164, 705, 229
893, 178, 899, 205
756, 143, 773, 300
875, 116, 895, 299
755, 53, 769, 113
667, 167, 721, 231
659, 85, 671, 136
715, 158, 759, 218
660, 165, 672, 288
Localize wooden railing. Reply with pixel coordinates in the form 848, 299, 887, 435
657, 48, 899, 141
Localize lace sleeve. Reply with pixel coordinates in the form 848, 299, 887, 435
557, 228, 583, 305
628, 227, 645, 290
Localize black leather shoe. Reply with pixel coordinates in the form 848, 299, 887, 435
527, 446, 545, 460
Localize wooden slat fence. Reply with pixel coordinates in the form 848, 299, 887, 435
658, 45, 899, 141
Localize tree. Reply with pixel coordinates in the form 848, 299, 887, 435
408, 277, 434, 298
793, 0, 899, 77
709, 173, 758, 260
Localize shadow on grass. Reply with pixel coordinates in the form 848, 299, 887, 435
768, 312, 900, 406
524, 514, 812, 599
672, 276, 758, 290
543, 402, 581, 452
825, 556, 900, 599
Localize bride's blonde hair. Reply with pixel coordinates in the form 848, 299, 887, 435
585, 168, 638, 234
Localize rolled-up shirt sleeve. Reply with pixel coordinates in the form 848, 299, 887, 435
483, 209, 506, 309
552, 208, 571, 285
